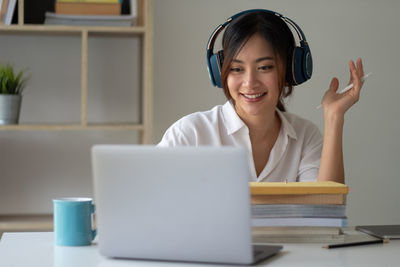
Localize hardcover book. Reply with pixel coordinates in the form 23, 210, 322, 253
249, 181, 348, 205
250, 181, 349, 195
251, 204, 346, 218
55, 2, 121, 16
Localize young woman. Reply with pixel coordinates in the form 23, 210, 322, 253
158, 10, 364, 184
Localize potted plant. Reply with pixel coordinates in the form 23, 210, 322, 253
0, 63, 29, 125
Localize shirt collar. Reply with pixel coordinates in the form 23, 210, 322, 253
276, 108, 297, 140
222, 100, 297, 140
222, 101, 247, 135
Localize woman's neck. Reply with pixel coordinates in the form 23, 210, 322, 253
239, 110, 280, 141
238, 110, 282, 177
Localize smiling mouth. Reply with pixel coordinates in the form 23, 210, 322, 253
241, 92, 267, 100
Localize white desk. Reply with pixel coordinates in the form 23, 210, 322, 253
0, 232, 399, 267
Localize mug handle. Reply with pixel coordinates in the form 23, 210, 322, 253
91, 203, 97, 241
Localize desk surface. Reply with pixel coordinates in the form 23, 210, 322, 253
1, 232, 399, 267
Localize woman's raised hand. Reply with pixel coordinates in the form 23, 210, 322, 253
321, 58, 365, 117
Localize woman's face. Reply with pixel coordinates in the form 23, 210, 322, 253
227, 33, 281, 120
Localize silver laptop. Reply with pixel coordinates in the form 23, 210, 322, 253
92, 145, 282, 265
356, 225, 400, 239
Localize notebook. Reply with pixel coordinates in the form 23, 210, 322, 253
355, 225, 400, 239
92, 145, 282, 265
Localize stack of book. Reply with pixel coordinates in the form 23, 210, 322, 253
250, 181, 349, 243
44, 0, 136, 27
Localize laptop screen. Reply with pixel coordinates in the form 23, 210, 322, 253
92, 145, 259, 264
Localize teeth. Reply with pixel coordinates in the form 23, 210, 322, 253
244, 93, 264, 99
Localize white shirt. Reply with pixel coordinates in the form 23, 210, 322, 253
158, 101, 322, 182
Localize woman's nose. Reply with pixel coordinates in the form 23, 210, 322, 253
243, 69, 260, 88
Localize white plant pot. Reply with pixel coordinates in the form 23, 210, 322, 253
0, 94, 22, 125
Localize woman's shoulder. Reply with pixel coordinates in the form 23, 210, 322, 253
280, 110, 319, 130
278, 110, 322, 143
158, 104, 225, 146
172, 104, 224, 128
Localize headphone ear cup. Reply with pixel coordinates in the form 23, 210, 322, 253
291, 47, 305, 85
289, 45, 313, 86
209, 50, 224, 88
302, 45, 313, 81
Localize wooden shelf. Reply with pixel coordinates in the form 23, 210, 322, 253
0, 0, 153, 143
0, 24, 146, 34
0, 0, 153, 216
0, 214, 53, 234
0, 123, 145, 131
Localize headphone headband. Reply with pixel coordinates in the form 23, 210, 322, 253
206, 9, 312, 88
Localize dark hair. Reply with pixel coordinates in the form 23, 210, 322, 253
220, 12, 296, 112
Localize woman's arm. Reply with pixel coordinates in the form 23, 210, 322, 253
318, 58, 364, 183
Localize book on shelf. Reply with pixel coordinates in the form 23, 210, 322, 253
0, 0, 6, 23
0, 0, 15, 25
249, 181, 348, 205
55, 0, 137, 17
57, 0, 121, 3
55, 2, 121, 16
44, 12, 135, 27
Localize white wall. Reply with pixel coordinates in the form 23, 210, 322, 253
1, 0, 399, 225
0, 34, 141, 213
153, 0, 400, 225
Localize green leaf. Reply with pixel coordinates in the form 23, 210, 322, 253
0, 63, 30, 95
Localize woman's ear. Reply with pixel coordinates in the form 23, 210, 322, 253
280, 84, 288, 97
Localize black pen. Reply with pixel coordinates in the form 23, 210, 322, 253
323, 239, 389, 249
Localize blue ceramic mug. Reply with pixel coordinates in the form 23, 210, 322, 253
53, 198, 96, 246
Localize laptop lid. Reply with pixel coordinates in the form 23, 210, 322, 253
356, 225, 400, 239
93, 145, 277, 264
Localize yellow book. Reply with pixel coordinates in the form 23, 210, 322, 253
55, 2, 121, 15
249, 181, 349, 195
57, 0, 120, 3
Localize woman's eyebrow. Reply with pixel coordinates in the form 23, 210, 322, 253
232, 59, 244, 64
232, 56, 274, 64
255, 56, 274, 63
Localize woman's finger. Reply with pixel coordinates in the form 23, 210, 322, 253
356, 58, 365, 90
330, 77, 339, 93
356, 58, 364, 78
349, 60, 362, 92
348, 60, 355, 84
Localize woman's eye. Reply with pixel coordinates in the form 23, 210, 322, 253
230, 67, 242, 73
259, 65, 274, 71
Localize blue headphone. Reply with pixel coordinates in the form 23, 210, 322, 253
206, 9, 313, 88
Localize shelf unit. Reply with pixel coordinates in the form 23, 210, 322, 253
0, 0, 153, 144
